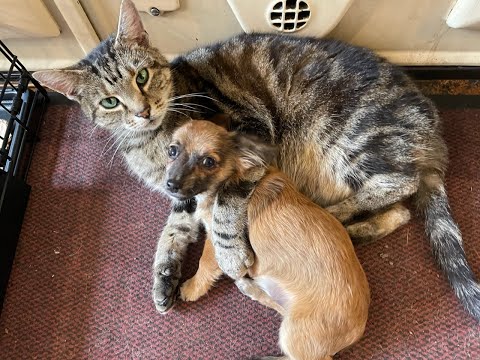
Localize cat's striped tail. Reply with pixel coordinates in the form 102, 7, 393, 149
416, 172, 480, 321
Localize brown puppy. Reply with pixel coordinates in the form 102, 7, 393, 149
163, 120, 370, 360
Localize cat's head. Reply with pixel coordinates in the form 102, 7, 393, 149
33, 0, 172, 133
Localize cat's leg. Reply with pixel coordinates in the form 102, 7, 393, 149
211, 168, 266, 279
235, 278, 286, 316
326, 174, 418, 223
347, 202, 411, 243
324, 174, 417, 242
180, 237, 223, 302
152, 200, 199, 313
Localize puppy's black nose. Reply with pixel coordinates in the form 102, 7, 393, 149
166, 179, 180, 193
135, 105, 151, 119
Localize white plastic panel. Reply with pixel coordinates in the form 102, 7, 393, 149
5, 0, 480, 70
132, 0, 180, 14
446, 0, 480, 30
227, 0, 353, 36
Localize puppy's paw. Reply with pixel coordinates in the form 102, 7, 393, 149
180, 277, 209, 302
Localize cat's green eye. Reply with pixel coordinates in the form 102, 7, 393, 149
100, 97, 119, 109
136, 68, 149, 86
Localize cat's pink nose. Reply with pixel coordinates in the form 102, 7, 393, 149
135, 105, 151, 119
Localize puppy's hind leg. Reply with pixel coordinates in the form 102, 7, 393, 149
180, 237, 223, 302
258, 358, 331, 360
278, 316, 333, 360
256, 355, 331, 359
235, 278, 286, 316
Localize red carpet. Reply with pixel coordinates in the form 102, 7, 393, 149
0, 103, 479, 359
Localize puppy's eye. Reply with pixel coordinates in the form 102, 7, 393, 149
202, 156, 216, 168
136, 68, 149, 86
168, 145, 179, 158
100, 97, 119, 109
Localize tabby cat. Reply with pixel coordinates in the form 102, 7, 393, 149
33, 0, 480, 321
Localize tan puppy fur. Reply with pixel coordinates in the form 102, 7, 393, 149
163, 120, 370, 360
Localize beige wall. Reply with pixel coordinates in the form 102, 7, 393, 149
2, 0, 480, 70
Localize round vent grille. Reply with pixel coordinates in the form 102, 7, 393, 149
267, 0, 311, 33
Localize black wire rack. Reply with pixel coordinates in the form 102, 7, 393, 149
0, 40, 49, 310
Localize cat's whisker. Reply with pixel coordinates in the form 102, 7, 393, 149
136, 55, 149, 70
102, 129, 124, 150
108, 132, 130, 168
168, 92, 206, 101
169, 94, 217, 103
102, 130, 127, 157
168, 104, 204, 113
117, 55, 128, 72
167, 108, 191, 119
105, 131, 127, 157
88, 123, 101, 139
169, 101, 215, 112
180, 102, 216, 111
168, 93, 219, 103
101, 132, 120, 156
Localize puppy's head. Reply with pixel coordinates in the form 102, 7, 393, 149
163, 120, 276, 200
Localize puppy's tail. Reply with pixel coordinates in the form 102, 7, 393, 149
416, 171, 480, 321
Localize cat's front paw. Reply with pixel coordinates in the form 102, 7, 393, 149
152, 263, 180, 313
216, 246, 254, 279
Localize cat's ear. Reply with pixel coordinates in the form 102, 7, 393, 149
234, 133, 277, 171
115, 0, 149, 46
33, 70, 86, 101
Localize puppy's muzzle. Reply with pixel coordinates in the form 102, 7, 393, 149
166, 178, 181, 193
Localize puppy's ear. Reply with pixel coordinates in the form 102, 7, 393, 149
208, 113, 232, 130
234, 133, 277, 171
